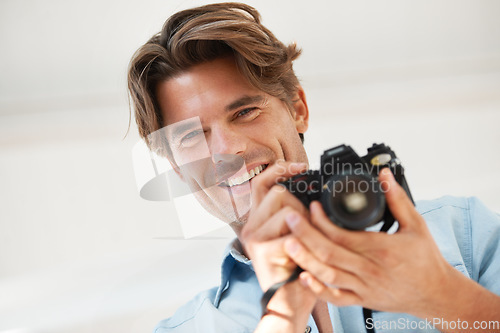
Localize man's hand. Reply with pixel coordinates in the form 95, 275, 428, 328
240, 161, 309, 291
240, 161, 317, 332
281, 168, 500, 332
282, 168, 456, 316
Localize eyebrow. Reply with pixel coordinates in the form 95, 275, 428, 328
225, 95, 266, 112
168, 119, 202, 141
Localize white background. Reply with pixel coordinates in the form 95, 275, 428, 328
1, 0, 499, 332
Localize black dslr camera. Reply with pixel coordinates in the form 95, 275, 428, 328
281, 143, 413, 231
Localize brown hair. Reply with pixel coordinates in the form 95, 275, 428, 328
127, 2, 303, 149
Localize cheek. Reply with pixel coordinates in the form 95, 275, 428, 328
172, 138, 212, 165
279, 132, 304, 159
276, 120, 307, 161
257, 118, 302, 159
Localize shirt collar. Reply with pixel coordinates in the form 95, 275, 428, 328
214, 238, 253, 306
229, 238, 252, 265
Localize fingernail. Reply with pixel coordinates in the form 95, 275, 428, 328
285, 240, 300, 255
379, 169, 396, 192
285, 213, 300, 229
381, 168, 394, 180
310, 201, 323, 217
290, 162, 308, 171
309, 201, 319, 213
299, 274, 309, 287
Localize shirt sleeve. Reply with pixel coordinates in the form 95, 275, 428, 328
468, 197, 500, 295
153, 287, 251, 333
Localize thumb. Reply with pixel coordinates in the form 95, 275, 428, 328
378, 168, 419, 231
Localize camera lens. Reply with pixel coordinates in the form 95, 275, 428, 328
321, 172, 386, 230
341, 192, 368, 213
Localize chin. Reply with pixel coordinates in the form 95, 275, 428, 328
227, 210, 248, 232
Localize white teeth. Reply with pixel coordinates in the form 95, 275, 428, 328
227, 165, 266, 187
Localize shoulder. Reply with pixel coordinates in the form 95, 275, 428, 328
416, 195, 499, 231
153, 287, 218, 332
153, 265, 253, 333
416, 196, 500, 290
415, 196, 473, 248
416, 195, 469, 214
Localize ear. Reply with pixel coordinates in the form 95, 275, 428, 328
292, 86, 309, 134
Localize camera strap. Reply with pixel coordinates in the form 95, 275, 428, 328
261, 267, 375, 333
260, 266, 304, 317
260, 222, 399, 332
363, 308, 375, 333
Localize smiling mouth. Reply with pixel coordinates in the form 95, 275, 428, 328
219, 164, 269, 187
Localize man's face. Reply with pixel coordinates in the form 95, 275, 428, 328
156, 57, 309, 232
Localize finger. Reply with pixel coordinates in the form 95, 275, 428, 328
284, 237, 368, 292
249, 206, 305, 241
299, 271, 362, 307
247, 236, 298, 290
378, 168, 423, 231
285, 212, 373, 276
247, 184, 309, 231
252, 161, 308, 203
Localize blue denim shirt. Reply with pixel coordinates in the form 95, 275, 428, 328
154, 196, 500, 333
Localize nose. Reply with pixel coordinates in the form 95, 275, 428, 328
209, 126, 247, 184
209, 125, 246, 161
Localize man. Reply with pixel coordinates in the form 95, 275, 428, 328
128, 3, 500, 332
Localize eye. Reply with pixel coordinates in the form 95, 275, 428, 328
182, 130, 201, 140
235, 107, 260, 119
180, 129, 203, 147
237, 108, 254, 117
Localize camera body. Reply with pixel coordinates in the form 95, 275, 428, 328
281, 143, 413, 231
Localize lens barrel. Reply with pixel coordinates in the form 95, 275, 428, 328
321, 172, 386, 230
